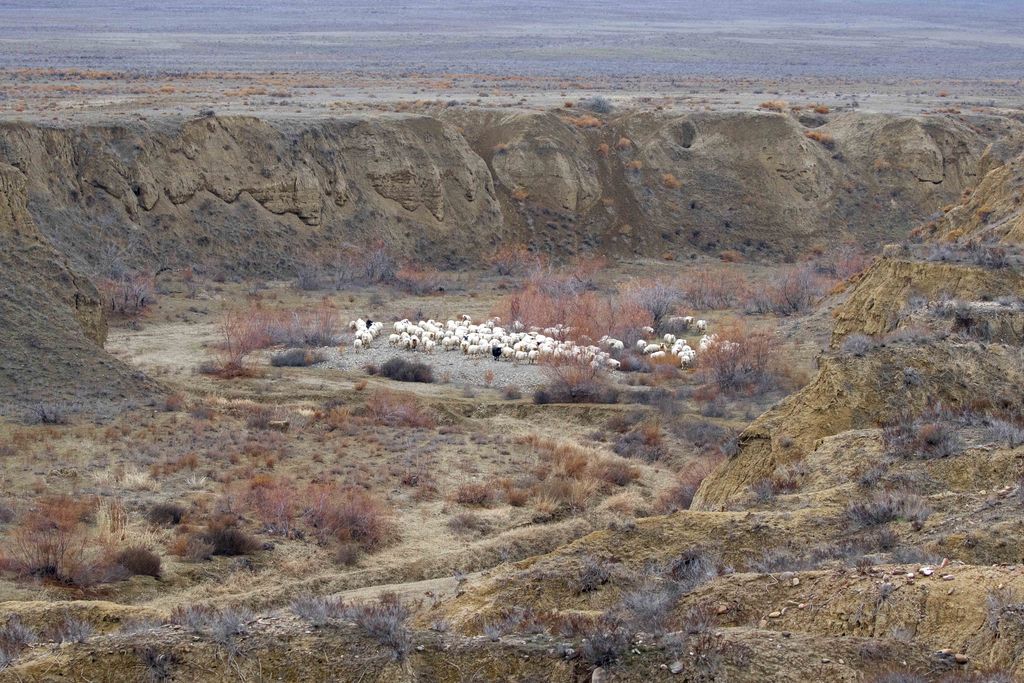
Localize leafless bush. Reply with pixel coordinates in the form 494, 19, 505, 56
579, 620, 632, 667
986, 588, 1024, 634
100, 272, 156, 318
0, 616, 35, 669
268, 303, 342, 347
209, 307, 269, 377
846, 491, 932, 528
447, 512, 491, 536
362, 390, 435, 428
655, 457, 723, 513
193, 517, 260, 556
680, 267, 745, 309
744, 265, 824, 315
51, 614, 94, 644
581, 95, 613, 113
534, 359, 618, 405
294, 266, 324, 291
207, 607, 254, 649
610, 581, 679, 635
840, 333, 876, 356
137, 646, 179, 682
968, 243, 1009, 269
290, 594, 345, 626
624, 280, 684, 329
342, 593, 412, 661
394, 266, 447, 295
452, 482, 495, 507
148, 502, 185, 526
884, 407, 963, 459
667, 547, 719, 592
23, 403, 71, 425
6, 496, 93, 586
488, 243, 543, 276
987, 419, 1024, 447
576, 555, 612, 594
501, 384, 522, 400
305, 485, 395, 552
613, 421, 666, 462
698, 321, 777, 394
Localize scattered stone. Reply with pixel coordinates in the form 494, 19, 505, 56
591, 667, 607, 683
942, 574, 955, 581
768, 610, 783, 618
716, 604, 729, 614
919, 566, 934, 576
955, 653, 969, 664
669, 661, 684, 674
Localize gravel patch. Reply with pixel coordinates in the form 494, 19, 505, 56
319, 337, 549, 392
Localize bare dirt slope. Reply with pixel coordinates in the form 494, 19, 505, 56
1, 109, 1018, 277
0, 163, 156, 415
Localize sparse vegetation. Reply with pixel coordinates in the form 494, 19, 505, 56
846, 491, 932, 528
373, 357, 434, 383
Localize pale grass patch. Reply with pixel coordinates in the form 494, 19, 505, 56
122, 466, 157, 491
185, 473, 211, 490
94, 497, 166, 552
598, 490, 648, 517
92, 463, 156, 490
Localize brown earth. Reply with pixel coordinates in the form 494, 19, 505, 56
0, 162, 156, 414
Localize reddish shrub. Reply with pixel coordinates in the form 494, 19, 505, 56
452, 483, 495, 507
488, 243, 543, 276
698, 321, 777, 394
246, 478, 300, 536
363, 390, 435, 428
305, 485, 395, 551
680, 267, 748, 310
209, 307, 271, 377
99, 271, 156, 318
534, 359, 618, 405
5, 496, 95, 585
394, 267, 446, 295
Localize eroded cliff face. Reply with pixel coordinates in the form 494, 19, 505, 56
0, 163, 155, 412
449, 109, 1010, 259
0, 109, 1014, 278
0, 114, 503, 274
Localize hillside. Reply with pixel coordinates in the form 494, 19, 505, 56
0, 162, 156, 415
1, 110, 1016, 276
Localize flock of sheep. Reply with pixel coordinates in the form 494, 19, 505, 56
348, 315, 716, 371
